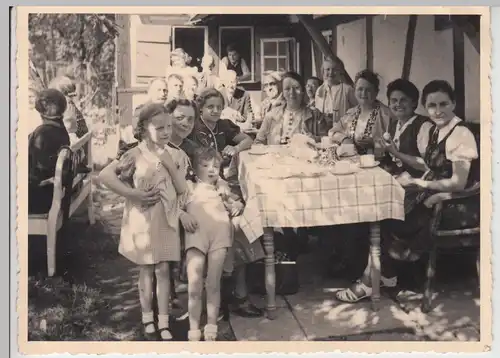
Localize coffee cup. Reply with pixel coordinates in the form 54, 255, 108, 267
321, 136, 332, 149
360, 154, 375, 167
335, 160, 352, 173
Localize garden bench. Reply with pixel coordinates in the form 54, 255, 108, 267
28, 131, 95, 277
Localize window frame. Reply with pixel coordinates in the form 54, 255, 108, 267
219, 25, 256, 83
172, 25, 209, 64
260, 37, 297, 77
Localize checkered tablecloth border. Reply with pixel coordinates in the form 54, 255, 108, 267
237, 152, 405, 243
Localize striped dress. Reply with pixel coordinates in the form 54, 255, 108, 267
115, 143, 189, 265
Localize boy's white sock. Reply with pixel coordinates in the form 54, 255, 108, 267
158, 314, 169, 329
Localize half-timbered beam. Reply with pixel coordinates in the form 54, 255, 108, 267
402, 15, 418, 80
365, 16, 374, 70
296, 14, 353, 85
452, 16, 480, 54
452, 21, 466, 120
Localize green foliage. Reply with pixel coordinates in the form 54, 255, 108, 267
28, 14, 118, 108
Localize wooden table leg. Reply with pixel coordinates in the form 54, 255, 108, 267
262, 227, 277, 320
369, 222, 381, 311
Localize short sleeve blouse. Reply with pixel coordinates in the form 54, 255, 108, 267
417, 117, 478, 162
115, 147, 139, 186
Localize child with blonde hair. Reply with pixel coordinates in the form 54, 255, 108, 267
184, 146, 244, 341
99, 103, 189, 341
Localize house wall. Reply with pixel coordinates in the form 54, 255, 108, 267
328, 15, 480, 121
117, 14, 480, 128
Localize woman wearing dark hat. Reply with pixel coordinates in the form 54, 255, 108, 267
28, 89, 71, 214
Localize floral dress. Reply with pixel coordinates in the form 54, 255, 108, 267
115, 142, 189, 265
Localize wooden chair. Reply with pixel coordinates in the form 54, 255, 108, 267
67, 132, 95, 224
28, 131, 95, 277
421, 122, 481, 312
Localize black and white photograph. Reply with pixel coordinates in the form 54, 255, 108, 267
18, 6, 490, 354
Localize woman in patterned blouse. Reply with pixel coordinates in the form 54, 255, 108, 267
254, 71, 329, 145
328, 69, 393, 158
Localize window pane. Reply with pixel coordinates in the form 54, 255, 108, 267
278, 57, 288, 71
278, 41, 288, 56
264, 58, 278, 72
263, 41, 277, 56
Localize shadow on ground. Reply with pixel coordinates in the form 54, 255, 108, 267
28, 181, 480, 342
27, 183, 236, 341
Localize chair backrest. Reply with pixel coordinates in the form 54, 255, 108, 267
52, 147, 74, 222
70, 130, 92, 169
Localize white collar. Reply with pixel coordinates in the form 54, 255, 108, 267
437, 116, 462, 141
396, 115, 418, 132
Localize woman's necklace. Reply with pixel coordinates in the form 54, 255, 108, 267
200, 117, 219, 153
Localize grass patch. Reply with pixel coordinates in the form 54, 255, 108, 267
28, 276, 120, 341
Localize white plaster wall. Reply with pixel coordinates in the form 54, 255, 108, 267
336, 18, 367, 81
372, 15, 407, 105
409, 15, 454, 115
464, 34, 480, 122
335, 15, 480, 121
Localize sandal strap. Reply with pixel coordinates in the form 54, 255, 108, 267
336, 280, 373, 302
355, 280, 373, 296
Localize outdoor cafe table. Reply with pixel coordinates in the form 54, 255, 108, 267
236, 146, 405, 319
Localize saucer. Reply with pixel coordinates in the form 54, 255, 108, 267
331, 162, 359, 175
359, 161, 380, 169
248, 147, 268, 155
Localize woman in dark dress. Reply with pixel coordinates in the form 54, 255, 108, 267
379, 79, 435, 178
335, 80, 479, 302
29, 89, 70, 214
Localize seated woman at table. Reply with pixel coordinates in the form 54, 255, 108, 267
259, 70, 286, 124
188, 87, 253, 180
379, 78, 435, 178
335, 80, 479, 303
328, 69, 393, 157
254, 71, 329, 145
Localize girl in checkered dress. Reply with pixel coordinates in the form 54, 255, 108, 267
112, 103, 189, 340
